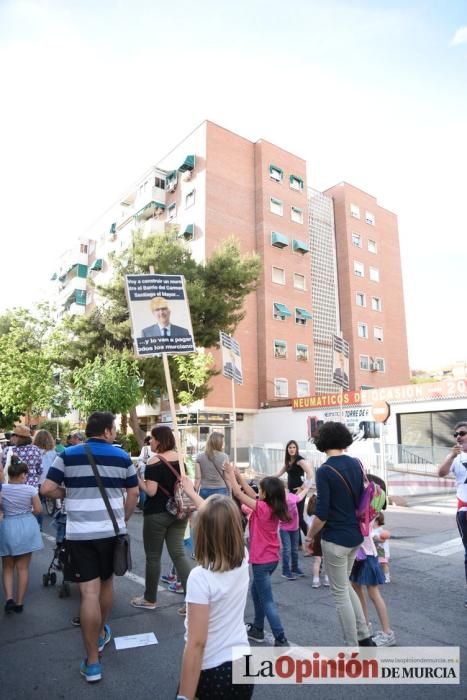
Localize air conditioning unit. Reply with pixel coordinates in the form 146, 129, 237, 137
181, 170, 192, 181
167, 182, 177, 193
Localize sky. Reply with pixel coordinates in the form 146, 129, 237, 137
0, 0, 466, 372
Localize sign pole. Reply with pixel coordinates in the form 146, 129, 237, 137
339, 385, 344, 423
231, 376, 237, 466
147, 265, 185, 476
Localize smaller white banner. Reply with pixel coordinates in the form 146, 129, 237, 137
232, 647, 460, 685
114, 632, 158, 650
220, 331, 243, 385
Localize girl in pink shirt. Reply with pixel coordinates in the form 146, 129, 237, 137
224, 464, 291, 647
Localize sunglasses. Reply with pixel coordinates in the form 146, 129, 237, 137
454, 431, 467, 438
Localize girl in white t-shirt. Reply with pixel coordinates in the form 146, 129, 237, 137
178, 480, 253, 700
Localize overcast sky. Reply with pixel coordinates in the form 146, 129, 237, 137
1, 0, 466, 371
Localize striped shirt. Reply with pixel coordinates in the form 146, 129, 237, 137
46, 438, 138, 541
0, 483, 37, 516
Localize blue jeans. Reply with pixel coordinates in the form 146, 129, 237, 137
251, 561, 285, 640
280, 529, 300, 576
199, 486, 228, 499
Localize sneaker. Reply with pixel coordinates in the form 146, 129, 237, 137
80, 658, 102, 683
312, 578, 321, 588
358, 636, 376, 647
374, 630, 396, 647
246, 623, 265, 643
177, 605, 187, 616
281, 573, 297, 581
160, 573, 177, 584
323, 576, 330, 587
167, 581, 184, 594
292, 569, 305, 577
274, 636, 289, 647
4, 599, 15, 613
71, 616, 81, 627
98, 624, 111, 653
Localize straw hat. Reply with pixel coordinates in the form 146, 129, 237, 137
13, 424, 32, 438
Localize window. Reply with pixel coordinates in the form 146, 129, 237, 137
289, 174, 304, 191
167, 202, 176, 220
185, 189, 195, 208
269, 165, 283, 182
274, 340, 287, 359
293, 272, 306, 290
154, 176, 165, 189
374, 326, 384, 342
274, 378, 288, 398
354, 261, 364, 277
368, 239, 377, 254
374, 357, 385, 372
296, 380, 310, 397
295, 307, 312, 326
350, 203, 360, 219
291, 206, 303, 224
271, 231, 288, 248
371, 296, 382, 312
356, 292, 366, 307
357, 322, 368, 339
369, 266, 380, 282
352, 232, 362, 247
80, 243, 88, 254
272, 266, 285, 285
296, 344, 309, 361
270, 197, 283, 216
365, 211, 375, 226
273, 302, 292, 321
360, 355, 370, 370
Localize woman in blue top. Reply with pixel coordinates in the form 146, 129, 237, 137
305, 422, 374, 647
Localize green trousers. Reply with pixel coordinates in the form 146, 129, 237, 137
142, 511, 193, 603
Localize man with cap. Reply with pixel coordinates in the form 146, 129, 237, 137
141, 297, 190, 338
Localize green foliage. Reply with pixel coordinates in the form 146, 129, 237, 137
39, 418, 74, 441
118, 432, 140, 456
0, 307, 58, 420
51, 230, 260, 410
71, 349, 141, 419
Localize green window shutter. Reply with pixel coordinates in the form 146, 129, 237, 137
77, 264, 88, 278
271, 231, 289, 248
296, 307, 313, 320
292, 239, 309, 254
269, 164, 283, 181
289, 174, 304, 190
273, 302, 292, 317
90, 258, 103, 271
178, 155, 195, 172
75, 290, 87, 305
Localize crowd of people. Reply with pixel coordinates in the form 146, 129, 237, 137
0, 416, 465, 698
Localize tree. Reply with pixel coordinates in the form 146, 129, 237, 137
71, 348, 141, 419
0, 307, 65, 424
50, 230, 260, 442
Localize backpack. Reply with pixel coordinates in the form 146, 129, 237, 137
325, 461, 386, 537
156, 455, 196, 520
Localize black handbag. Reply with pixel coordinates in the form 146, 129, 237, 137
84, 444, 132, 576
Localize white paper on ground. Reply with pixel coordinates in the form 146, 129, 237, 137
114, 632, 158, 650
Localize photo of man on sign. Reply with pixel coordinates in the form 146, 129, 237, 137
142, 297, 191, 339
125, 274, 195, 357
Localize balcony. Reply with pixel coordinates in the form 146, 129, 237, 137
134, 200, 166, 220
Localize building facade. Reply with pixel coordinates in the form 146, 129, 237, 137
324, 182, 410, 391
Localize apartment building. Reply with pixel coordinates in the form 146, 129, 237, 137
324, 182, 410, 390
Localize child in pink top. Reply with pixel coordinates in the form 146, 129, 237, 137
279, 489, 308, 580
225, 464, 291, 647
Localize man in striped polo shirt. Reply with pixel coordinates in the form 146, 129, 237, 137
42, 412, 139, 683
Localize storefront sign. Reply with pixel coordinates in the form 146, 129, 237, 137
293, 391, 362, 409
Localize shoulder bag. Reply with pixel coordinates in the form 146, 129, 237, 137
84, 444, 131, 576
155, 454, 196, 520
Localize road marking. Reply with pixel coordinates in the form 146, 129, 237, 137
417, 537, 463, 557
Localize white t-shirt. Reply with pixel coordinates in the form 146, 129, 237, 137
450, 453, 467, 510
184, 553, 250, 669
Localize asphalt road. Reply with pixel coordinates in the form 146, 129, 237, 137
1, 498, 465, 700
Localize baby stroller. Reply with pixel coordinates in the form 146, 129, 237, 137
42, 508, 71, 598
